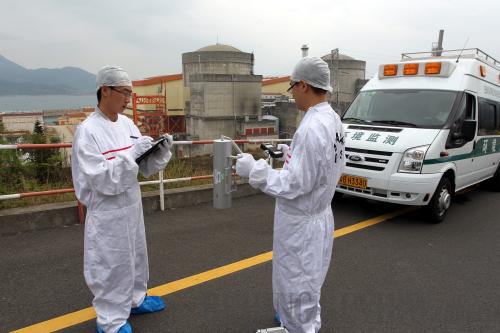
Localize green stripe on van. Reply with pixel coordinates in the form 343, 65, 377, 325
424, 152, 474, 165
424, 137, 500, 165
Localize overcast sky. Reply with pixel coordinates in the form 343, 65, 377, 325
1, 0, 498, 80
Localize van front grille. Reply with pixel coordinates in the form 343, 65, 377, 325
345, 147, 393, 156
345, 147, 395, 172
346, 162, 385, 171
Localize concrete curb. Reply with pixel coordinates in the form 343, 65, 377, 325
0, 183, 261, 236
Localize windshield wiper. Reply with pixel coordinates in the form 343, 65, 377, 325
370, 120, 418, 127
342, 117, 373, 124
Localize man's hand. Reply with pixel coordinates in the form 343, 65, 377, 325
160, 133, 174, 151
276, 144, 290, 162
235, 153, 256, 178
132, 136, 153, 159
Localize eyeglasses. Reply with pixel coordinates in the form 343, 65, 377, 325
287, 81, 299, 92
109, 86, 133, 98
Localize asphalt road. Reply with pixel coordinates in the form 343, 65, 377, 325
1, 186, 499, 333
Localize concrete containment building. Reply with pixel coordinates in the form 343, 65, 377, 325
260, 48, 367, 138
182, 44, 272, 156
182, 44, 256, 85
321, 52, 367, 113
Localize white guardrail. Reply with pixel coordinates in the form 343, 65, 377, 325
0, 139, 291, 222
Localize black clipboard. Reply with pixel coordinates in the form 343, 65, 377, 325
135, 137, 167, 164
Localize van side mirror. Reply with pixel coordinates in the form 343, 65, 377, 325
461, 120, 476, 142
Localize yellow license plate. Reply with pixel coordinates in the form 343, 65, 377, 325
338, 174, 368, 189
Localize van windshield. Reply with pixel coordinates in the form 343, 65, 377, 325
343, 90, 458, 128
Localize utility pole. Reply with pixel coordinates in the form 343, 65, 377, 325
330, 48, 340, 109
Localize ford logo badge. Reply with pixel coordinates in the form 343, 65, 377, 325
348, 154, 363, 162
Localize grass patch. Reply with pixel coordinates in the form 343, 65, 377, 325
0, 150, 277, 210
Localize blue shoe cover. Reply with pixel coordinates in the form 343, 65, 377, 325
130, 295, 165, 315
274, 312, 281, 325
96, 322, 132, 333
117, 322, 132, 333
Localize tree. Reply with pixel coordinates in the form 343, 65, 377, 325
45, 134, 64, 183
27, 120, 45, 181
29, 120, 46, 164
27, 120, 61, 182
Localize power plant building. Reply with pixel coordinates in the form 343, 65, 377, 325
321, 52, 367, 112
261, 76, 302, 139
182, 44, 276, 156
131, 74, 187, 136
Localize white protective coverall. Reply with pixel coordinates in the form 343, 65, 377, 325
72, 107, 172, 333
249, 102, 345, 333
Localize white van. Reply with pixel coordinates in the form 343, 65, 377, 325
337, 48, 500, 222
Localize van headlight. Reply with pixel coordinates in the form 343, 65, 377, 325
398, 145, 429, 173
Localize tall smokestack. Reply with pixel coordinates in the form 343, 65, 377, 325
301, 44, 309, 58
436, 29, 444, 56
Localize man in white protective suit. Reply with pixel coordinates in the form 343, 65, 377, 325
72, 66, 173, 333
236, 57, 345, 333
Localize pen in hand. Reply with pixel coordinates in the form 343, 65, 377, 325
130, 136, 138, 139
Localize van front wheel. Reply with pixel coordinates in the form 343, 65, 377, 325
426, 177, 452, 223
489, 166, 500, 191
333, 191, 344, 201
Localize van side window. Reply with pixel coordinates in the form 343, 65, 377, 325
478, 100, 497, 136
449, 93, 475, 146
496, 102, 500, 134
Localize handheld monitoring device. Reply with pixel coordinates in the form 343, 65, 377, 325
135, 137, 168, 164
260, 143, 283, 159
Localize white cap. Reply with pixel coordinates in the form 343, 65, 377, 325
96, 65, 132, 91
291, 57, 332, 92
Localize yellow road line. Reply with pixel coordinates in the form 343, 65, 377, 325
334, 207, 415, 237
11, 309, 97, 333
11, 207, 411, 333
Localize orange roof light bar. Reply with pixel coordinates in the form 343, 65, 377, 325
479, 65, 487, 77
384, 64, 398, 76
425, 62, 442, 75
403, 63, 419, 75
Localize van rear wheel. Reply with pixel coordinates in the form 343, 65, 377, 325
426, 177, 452, 223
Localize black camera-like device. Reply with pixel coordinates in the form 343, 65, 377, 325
260, 143, 283, 159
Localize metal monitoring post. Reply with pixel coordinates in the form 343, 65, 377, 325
213, 135, 242, 209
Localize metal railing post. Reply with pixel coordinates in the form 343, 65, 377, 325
77, 201, 85, 224
159, 170, 165, 211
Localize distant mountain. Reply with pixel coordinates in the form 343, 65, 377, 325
0, 55, 96, 95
